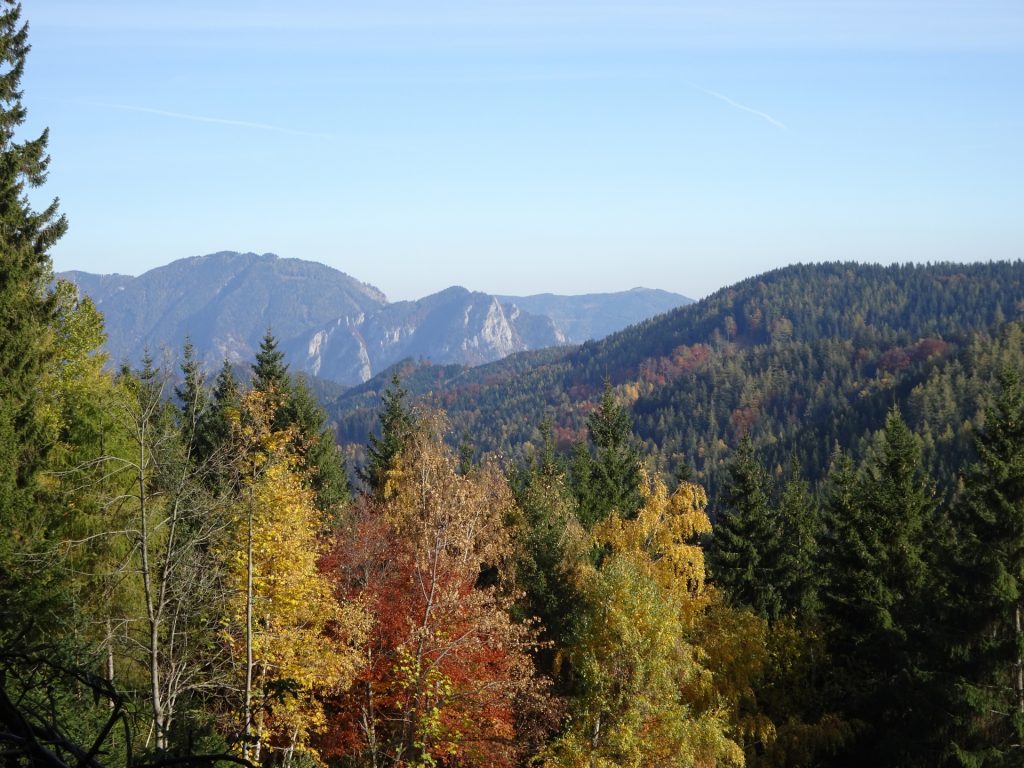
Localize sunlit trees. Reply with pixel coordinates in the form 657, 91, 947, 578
944, 368, 1024, 765
323, 412, 550, 768
542, 470, 745, 767
0, 0, 69, 639
222, 389, 366, 765
820, 407, 942, 765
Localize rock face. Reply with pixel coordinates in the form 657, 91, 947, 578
60, 251, 692, 386
284, 287, 560, 384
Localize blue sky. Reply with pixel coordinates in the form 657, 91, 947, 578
24, 1, 1024, 300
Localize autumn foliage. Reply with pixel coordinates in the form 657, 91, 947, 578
321, 413, 550, 767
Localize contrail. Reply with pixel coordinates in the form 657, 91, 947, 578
700, 88, 788, 132
101, 102, 337, 140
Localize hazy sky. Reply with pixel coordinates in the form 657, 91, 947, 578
24, 1, 1024, 300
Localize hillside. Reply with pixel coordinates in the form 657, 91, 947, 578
61, 252, 691, 385
330, 261, 1024, 500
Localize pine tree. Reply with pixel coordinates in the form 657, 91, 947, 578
944, 368, 1024, 766
709, 436, 783, 620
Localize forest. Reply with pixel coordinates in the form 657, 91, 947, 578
5, 3, 1024, 767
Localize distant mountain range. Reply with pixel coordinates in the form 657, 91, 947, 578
60, 251, 691, 386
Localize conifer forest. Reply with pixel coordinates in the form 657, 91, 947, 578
4, 3, 1024, 767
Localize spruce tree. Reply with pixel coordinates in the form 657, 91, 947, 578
776, 455, 821, 618
360, 372, 415, 499
708, 435, 783, 620
0, 0, 67, 488
0, 0, 69, 637
289, 374, 350, 519
250, 331, 350, 516
574, 380, 642, 526
821, 408, 941, 766
175, 338, 207, 448
251, 328, 288, 394
944, 368, 1024, 766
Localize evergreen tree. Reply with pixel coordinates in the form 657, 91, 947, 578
359, 372, 415, 499
198, 359, 240, 462
709, 436, 783, 620
250, 332, 349, 516
0, 0, 69, 638
568, 439, 597, 527
573, 380, 642, 527
251, 328, 288, 394
944, 368, 1024, 766
776, 455, 821, 618
511, 417, 580, 681
821, 407, 941, 766
175, 337, 207, 448
289, 374, 350, 519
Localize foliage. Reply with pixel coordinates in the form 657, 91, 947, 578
322, 413, 550, 768
358, 372, 416, 500
942, 367, 1024, 766
222, 390, 366, 765
541, 471, 745, 768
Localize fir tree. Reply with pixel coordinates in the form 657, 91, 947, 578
0, 0, 68, 639
360, 372, 415, 499
250, 332, 349, 515
821, 408, 941, 766
944, 368, 1024, 766
250, 328, 288, 394
776, 455, 821, 619
175, 337, 207, 448
709, 436, 783, 620
0, 0, 67, 488
289, 374, 350, 519
574, 380, 642, 527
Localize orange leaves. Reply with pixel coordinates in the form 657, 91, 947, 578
322, 415, 550, 767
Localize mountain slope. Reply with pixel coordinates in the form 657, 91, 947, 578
495, 287, 693, 342
61, 251, 691, 385
329, 261, 1024, 501
62, 251, 387, 368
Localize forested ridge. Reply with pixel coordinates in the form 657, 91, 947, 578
6, 3, 1024, 767
330, 260, 1024, 503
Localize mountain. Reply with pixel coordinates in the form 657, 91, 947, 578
283, 286, 563, 384
328, 261, 1024, 503
495, 288, 692, 343
60, 251, 691, 385
60, 251, 387, 372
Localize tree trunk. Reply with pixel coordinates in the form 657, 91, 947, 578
243, 494, 255, 761
138, 429, 167, 751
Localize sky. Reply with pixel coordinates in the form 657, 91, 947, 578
22, 1, 1024, 301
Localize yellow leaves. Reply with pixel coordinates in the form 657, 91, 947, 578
542, 471, 749, 768
222, 390, 368, 762
594, 469, 713, 607
386, 412, 516, 573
